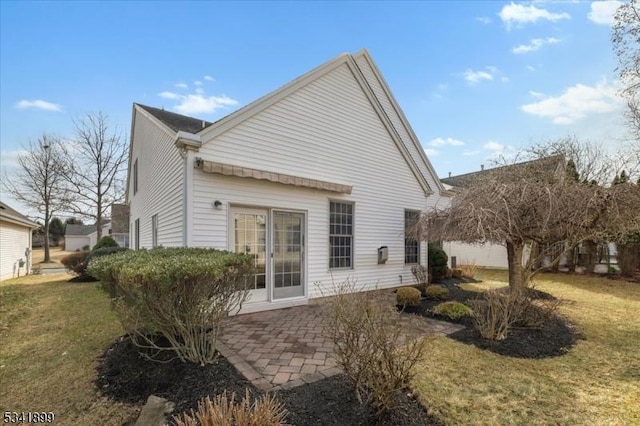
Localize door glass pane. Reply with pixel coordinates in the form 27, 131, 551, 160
234, 213, 266, 291
273, 212, 303, 298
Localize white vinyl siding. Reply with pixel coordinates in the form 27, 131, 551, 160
192, 61, 428, 298
443, 241, 509, 269
0, 220, 32, 281
353, 53, 443, 209
128, 109, 184, 248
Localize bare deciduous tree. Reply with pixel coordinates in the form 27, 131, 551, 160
412, 157, 640, 290
613, 0, 640, 142
2, 135, 69, 262
63, 112, 127, 240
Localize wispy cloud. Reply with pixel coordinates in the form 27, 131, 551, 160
521, 80, 621, 124
14, 99, 62, 112
483, 140, 517, 160
512, 37, 560, 54
462, 150, 481, 157
464, 69, 494, 84
424, 148, 438, 156
476, 16, 492, 24
463, 66, 506, 85
499, 2, 570, 29
158, 75, 238, 115
588, 1, 623, 25
527, 65, 537, 72
430, 137, 465, 147
529, 90, 545, 98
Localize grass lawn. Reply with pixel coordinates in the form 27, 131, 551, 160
31, 247, 74, 268
413, 269, 640, 425
0, 273, 138, 425
1, 270, 638, 425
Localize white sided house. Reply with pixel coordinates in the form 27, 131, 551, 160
0, 202, 38, 281
127, 50, 449, 313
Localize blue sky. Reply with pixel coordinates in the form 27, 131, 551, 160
0, 1, 627, 212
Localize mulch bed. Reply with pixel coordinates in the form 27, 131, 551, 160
401, 278, 582, 358
96, 335, 441, 425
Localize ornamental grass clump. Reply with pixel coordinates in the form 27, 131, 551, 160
88, 247, 254, 365
173, 389, 288, 426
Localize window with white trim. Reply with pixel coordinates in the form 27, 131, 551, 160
151, 214, 158, 248
329, 201, 353, 269
404, 210, 420, 264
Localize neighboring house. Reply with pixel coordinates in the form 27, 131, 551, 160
65, 224, 98, 251
438, 156, 567, 269
0, 202, 39, 281
127, 49, 450, 313
64, 204, 130, 251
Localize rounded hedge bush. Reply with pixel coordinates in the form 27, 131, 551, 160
433, 301, 473, 320
396, 286, 421, 308
425, 285, 449, 300
93, 236, 118, 251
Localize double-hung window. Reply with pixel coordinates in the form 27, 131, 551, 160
329, 201, 353, 269
404, 210, 420, 264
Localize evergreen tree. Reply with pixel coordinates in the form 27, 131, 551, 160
49, 217, 64, 245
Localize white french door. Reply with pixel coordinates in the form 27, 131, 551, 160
229, 207, 305, 303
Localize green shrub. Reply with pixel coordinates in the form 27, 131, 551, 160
61, 251, 91, 278
173, 389, 288, 426
428, 243, 448, 280
396, 287, 421, 308
425, 285, 449, 300
433, 301, 473, 320
88, 247, 255, 365
93, 236, 118, 251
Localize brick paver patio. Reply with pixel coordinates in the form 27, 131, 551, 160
218, 294, 463, 391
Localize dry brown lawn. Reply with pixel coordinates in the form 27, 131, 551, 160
31, 246, 74, 268
0, 274, 138, 425
413, 269, 640, 425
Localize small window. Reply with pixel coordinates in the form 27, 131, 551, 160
404, 210, 420, 264
329, 201, 354, 269
151, 214, 158, 248
133, 159, 138, 195
134, 218, 140, 250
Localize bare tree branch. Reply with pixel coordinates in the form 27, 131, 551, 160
62, 111, 127, 240
1, 135, 70, 262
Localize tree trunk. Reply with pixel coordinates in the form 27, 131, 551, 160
507, 241, 527, 290
566, 243, 577, 272
583, 240, 597, 274
43, 222, 50, 263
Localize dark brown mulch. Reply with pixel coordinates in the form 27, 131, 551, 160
96, 335, 441, 425
400, 279, 581, 359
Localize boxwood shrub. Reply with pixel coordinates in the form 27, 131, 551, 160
88, 247, 255, 365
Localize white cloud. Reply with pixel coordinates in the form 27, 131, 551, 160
430, 137, 465, 147
0, 149, 27, 175
194, 80, 203, 87
521, 80, 621, 124
499, 2, 570, 29
203, 75, 215, 81
175, 83, 188, 89
14, 99, 62, 112
463, 66, 506, 85
476, 16, 492, 24
424, 148, 438, 156
158, 91, 181, 100
464, 69, 494, 84
483, 141, 504, 152
512, 37, 560, 54
174, 94, 238, 115
588, 1, 622, 25
527, 65, 537, 72
462, 150, 481, 156
529, 90, 545, 98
